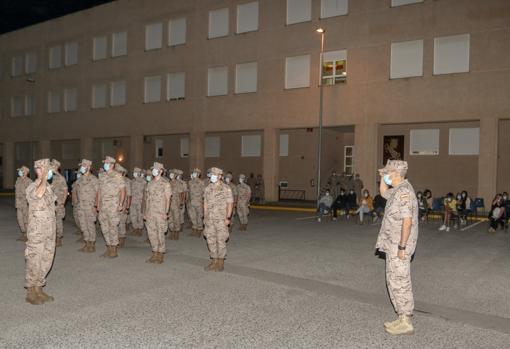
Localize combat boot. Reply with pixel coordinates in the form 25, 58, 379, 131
17, 233, 28, 242
385, 315, 414, 335
101, 246, 110, 258
25, 287, 44, 305
204, 258, 217, 271
216, 258, 225, 272
154, 252, 164, 264
146, 252, 158, 263
88, 241, 96, 253
34, 286, 54, 303
78, 241, 88, 252
384, 316, 401, 330
118, 237, 126, 248
56, 237, 63, 247
109, 245, 118, 258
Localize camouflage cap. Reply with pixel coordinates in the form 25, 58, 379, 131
34, 158, 50, 169
175, 169, 183, 175
210, 167, 223, 176
151, 162, 165, 171
50, 159, 61, 169
115, 163, 127, 174
193, 168, 201, 174
133, 167, 142, 173
79, 159, 92, 167
17, 165, 29, 172
103, 156, 116, 163
379, 160, 408, 177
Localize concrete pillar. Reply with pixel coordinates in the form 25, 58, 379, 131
2, 141, 15, 190
263, 128, 279, 202
354, 122, 378, 196
478, 118, 498, 205
129, 135, 144, 171
80, 137, 93, 160
189, 131, 205, 172
39, 140, 51, 158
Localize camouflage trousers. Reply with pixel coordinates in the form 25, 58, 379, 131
17, 206, 29, 233
180, 205, 186, 225
73, 206, 81, 231
168, 204, 181, 232
56, 205, 65, 239
146, 214, 167, 253
98, 208, 120, 246
188, 204, 203, 230
119, 211, 128, 238
204, 219, 229, 259
25, 212, 56, 288
237, 204, 249, 225
79, 205, 97, 242
386, 254, 414, 316
129, 203, 144, 230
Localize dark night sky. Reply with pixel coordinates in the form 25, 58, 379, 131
0, 0, 115, 34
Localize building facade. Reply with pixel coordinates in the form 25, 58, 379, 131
1, 0, 509, 204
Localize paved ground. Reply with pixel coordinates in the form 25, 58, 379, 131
1, 196, 510, 348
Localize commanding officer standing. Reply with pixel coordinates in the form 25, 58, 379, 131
236, 174, 252, 231
187, 168, 205, 237
115, 164, 131, 248
25, 159, 57, 305
97, 156, 126, 258
76, 159, 99, 253
375, 160, 418, 336
203, 167, 233, 272
130, 167, 146, 236
144, 162, 171, 264
168, 169, 182, 240
51, 160, 69, 247
15, 165, 32, 242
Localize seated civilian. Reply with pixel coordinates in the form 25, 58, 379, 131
355, 189, 374, 224
331, 189, 347, 220
345, 189, 358, 219
424, 189, 433, 214
488, 194, 505, 233
373, 189, 387, 223
317, 190, 333, 222
502, 192, 510, 219
439, 192, 457, 232
416, 191, 428, 222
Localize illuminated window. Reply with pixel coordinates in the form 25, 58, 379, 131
321, 50, 347, 85
344, 146, 354, 175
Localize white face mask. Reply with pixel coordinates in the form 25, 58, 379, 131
191, 172, 197, 179
239, 178, 244, 184
152, 169, 160, 177
210, 175, 218, 183
225, 177, 230, 184
133, 173, 138, 178
177, 175, 182, 180
169, 173, 175, 179
146, 175, 152, 182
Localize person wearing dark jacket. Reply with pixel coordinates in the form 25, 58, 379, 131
331, 189, 347, 220
345, 189, 358, 219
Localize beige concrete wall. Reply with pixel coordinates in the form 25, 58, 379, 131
50, 139, 80, 170
92, 136, 130, 171
497, 119, 510, 193
142, 134, 190, 174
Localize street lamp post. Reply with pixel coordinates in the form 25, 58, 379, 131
316, 28, 325, 209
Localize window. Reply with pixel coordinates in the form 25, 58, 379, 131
322, 50, 347, 85
64, 88, 77, 112
237, 2, 259, 34
25, 52, 37, 74
48, 91, 61, 113
434, 34, 470, 75
180, 137, 189, 158
449, 128, 479, 155
390, 40, 423, 79
344, 146, 354, 175
285, 55, 310, 89
65, 42, 78, 66
49, 46, 62, 69
144, 76, 162, 103
112, 32, 127, 57
279, 134, 289, 156
145, 22, 163, 50
207, 66, 228, 96
287, 0, 311, 25
92, 84, 107, 109
391, 0, 423, 7
209, 8, 229, 39
155, 139, 163, 158
320, 0, 348, 19
167, 72, 185, 100
25, 95, 36, 116
11, 56, 23, 76
242, 135, 262, 157
93, 36, 108, 60
169, 18, 186, 46
410, 129, 440, 155
235, 62, 258, 94
110, 80, 126, 106
205, 136, 221, 157
11, 96, 23, 117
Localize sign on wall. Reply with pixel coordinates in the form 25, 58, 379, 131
383, 135, 404, 164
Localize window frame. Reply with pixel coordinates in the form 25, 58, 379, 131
343, 145, 354, 175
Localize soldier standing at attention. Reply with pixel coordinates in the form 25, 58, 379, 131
76, 159, 99, 253
176, 169, 188, 232
97, 156, 126, 258
375, 160, 418, 336
168, 169, 182, 240
115, 164, 131, 248
203, 167, 233, 272
130, 167, 146, 236
144, 162, 171, 264
71, 171, 82, 240
224, 172, 238, 233
24, 159, 57, 305
15, 165, 32, 242
188, 168, 205, 237
50, 160, 69, 247
236, 174, 251, 231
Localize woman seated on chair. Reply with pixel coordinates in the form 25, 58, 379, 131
355, 189, 373, 224
439, 192, 458, 232
488, 194, 505, 233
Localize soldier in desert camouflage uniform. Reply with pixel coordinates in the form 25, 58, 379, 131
76, 159, 99, 253
203, 167, 234, 272
236, 174, 252, 231
375, 160, 418, 336
50, 160, 68, 247
15, 165, 31, 242
168, 169, 182, 240
24, 159, 57, 305
224, 172, 238, 233
71, 172, 82, 240
187, 168, 205, 237
176, 169, 188, 232
115, 164, 131, 248
144, 162, 171, 264
130, 167, 146, 236
97, 156, 126, 258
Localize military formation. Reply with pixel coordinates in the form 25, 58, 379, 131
15, 156, 253, 306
